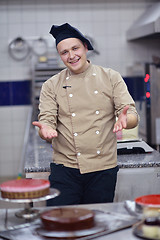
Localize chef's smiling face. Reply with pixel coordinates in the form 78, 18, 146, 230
57, 38, 89, 74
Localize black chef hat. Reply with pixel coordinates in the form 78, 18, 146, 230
49, 23, 94, 50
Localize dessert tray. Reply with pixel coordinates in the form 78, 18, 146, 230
0, 188, 60, 220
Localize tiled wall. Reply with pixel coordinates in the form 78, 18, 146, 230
0, 105, 31, 177
0, 0, 160, 178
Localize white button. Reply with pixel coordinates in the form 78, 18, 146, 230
96, 111, 99, 114
66, 77, 69, 80
74, 133, 78, 136
72, 113, 76, 117
94, 90, 98, 94
97, 150, 100, 154
69, 94, 73, 97
77, 152, 81, 156
96, 130, 99, 134
92, 73, 96, 76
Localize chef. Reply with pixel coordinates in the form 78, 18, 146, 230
33, 23, 139, 206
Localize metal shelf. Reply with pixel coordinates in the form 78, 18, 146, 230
31, 62, 64, 120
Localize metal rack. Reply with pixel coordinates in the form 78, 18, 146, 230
31, 61, 64, 121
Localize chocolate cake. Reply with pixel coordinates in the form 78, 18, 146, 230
40, 207, 95, 231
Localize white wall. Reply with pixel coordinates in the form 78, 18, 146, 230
0, 0, 160, 178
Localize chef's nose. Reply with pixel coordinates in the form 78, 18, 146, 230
69, 50, 75, 59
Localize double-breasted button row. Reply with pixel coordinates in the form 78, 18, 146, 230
94, 76, 100, 155
66, 72, 96, 80
69, 92, 99, 98
66, 73, 101, 156
77, 151, 100, 156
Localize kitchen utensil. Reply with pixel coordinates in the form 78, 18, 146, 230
32, 38, 47, 56
124, 200, 142, 220
8, 37, 30, 61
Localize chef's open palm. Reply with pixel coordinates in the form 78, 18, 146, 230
32, 121, 58, 140
113, 105, 129, 133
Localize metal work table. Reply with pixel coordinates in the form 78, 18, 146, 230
0, 201, 142, 240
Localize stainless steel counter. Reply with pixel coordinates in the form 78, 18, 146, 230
0, 201, 141, 240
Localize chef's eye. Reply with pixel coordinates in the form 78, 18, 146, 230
61, 51, 68, 55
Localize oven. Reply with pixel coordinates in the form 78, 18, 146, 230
136, 63, 160, 149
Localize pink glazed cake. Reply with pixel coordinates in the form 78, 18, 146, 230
0, 178, 50, 199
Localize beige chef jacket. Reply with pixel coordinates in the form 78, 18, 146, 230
38, 63, 139, 174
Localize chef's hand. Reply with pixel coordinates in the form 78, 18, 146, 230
113, 105, 129, 133
32, 121, 58, 140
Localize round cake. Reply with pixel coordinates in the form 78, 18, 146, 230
0, 178, 50, 199
40, 207, 95, 231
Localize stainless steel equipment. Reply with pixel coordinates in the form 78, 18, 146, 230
126, 2, 160, 40
136, 63, 160, 148
31, 60, 64, 121
117, 139, 154, 154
